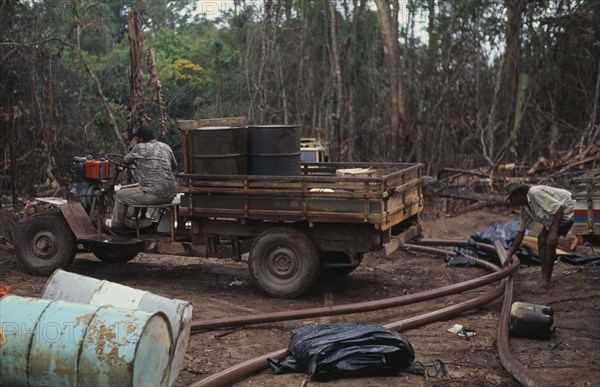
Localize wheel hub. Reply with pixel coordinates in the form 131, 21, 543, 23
32, 231, 59, 260
267, 246, 299, 281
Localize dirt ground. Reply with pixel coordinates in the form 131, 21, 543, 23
1, 207, 599, 386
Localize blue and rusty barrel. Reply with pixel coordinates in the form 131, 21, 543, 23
41, 269, 192, 387
247, 124, 301, 175
0, 295, 172, 387
187, 126, 247, 175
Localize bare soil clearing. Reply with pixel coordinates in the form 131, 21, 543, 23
1, 208, 599, 386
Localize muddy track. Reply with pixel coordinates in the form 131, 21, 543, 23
1, 210, 599, 386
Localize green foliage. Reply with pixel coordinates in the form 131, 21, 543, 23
70, 1, 127, 54
137, 0, 197, 30
0, 0, 597, 195
151, 28, 188, 60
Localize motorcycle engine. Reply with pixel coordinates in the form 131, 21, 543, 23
68, 156, 106, 214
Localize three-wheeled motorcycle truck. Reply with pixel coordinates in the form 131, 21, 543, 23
17, 125, 424, 298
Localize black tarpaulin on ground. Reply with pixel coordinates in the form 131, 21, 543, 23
268, 323, 416, 380
470, 218, 522, 250
444, 242, 539, 267
466, 218, 599, 268
454, 219, 539, 267
559, 254, 600, 268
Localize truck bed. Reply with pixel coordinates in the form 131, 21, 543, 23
177, 162, 423, 231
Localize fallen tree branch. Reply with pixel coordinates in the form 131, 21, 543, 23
437, 189, 506, 204
438, 167, 491, 179
450, 201, 490, 216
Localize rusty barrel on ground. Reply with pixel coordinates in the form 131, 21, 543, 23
41, 269, 193, 387
0, 294, 172, 387
187, 126, 247, 175
247, 124, 301, 175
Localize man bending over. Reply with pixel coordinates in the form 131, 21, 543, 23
504, 183, 574, 294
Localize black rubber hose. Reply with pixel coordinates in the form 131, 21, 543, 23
494, 240, 549, 386
187, 242, 509, 386
191, 249, 518, 331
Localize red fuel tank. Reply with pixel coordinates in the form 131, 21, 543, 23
85, 159, 112, 179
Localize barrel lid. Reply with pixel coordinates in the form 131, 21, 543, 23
191, 126, 244, 131
132, 311, 173, 387
247, 124, 300, 128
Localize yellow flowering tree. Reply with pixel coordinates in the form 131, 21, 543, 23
161, 59, 210, 87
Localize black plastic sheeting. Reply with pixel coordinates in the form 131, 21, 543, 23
559, 254, 600, 269
445, 219, 539, 267
447, 219, 599, 268
268, 323, 416, 380
471, 218, 522, 250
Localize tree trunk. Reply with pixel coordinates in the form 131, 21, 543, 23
328, 0, 343, 158
297, 0, 308, 131
580, 57, 600, 156
127, 7, 149, 139
481, 55, 505, 166
41, 57, 59, 190
346, 0, 364, 160
374, 0, 406, 161
503, 0, 524, 162
76, 49, 126, 153
147, 48, 167, 136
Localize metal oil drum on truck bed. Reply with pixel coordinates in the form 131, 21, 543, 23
247, 124, 301, 175
187, 125, 247, 175
0, 294, 172, 387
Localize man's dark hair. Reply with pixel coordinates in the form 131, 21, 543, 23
511, 185, 529, 198
137, 123, 155, 140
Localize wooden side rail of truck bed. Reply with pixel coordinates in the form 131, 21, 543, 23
177, 162, 423, 230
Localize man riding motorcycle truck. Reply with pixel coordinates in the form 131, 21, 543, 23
104, 123, 177, 231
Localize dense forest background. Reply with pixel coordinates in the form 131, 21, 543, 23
0, 0, 598, 204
